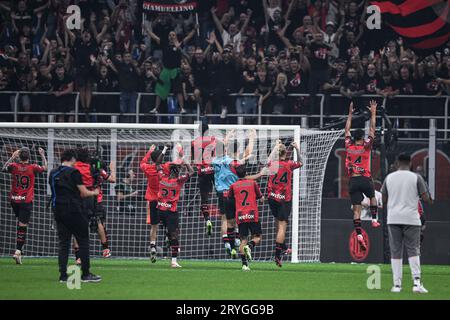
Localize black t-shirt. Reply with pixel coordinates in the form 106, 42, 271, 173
162, 45, 182, 69
397, 78, 417, 95
328, 69, 345, 89
421, 75, 440, 95
96, 74, 117, 92
287, 70, 307, 93
338, 39, 360, 62
362, 74, 382, 94
115, 61, 140, 92
215, 60, 238, 90
73, 38, 98, 69
36, 74, 52, 91
379, 78, 399, 91
241, 68, 257, 93
309, 43, 330, 71
342, 76, 361, 92
255, 76, 273, 95
344, 14, 361, 34
51, 73, 73, 92
48, 166, 83, 209
191, 59, 208, 88
115, 181, 136, 214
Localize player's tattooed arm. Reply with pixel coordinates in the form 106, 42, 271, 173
345, 102, 353, 138
244, 128, 257, 160
268, 139, 282, 162
38, 147, 48, 171
291, 142, 303, 165
368, 100, 377, 139
108, 160, 116, 183
2, 150, 20, 172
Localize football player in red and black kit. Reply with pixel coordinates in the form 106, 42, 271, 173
228, 165, 264, 271
191, 122, 216, 236
140, 144, 167, 263
73, 148, 115, 259
267, 140, 303, 267
156, 159, 194, 268
345, 100, 379, 251
2, 147, 47, 264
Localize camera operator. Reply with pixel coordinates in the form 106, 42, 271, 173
49, 149, 101, 283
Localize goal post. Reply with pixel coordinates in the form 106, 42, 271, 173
0, 122, 343, 263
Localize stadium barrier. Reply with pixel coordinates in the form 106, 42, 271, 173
0, 91, 448, 139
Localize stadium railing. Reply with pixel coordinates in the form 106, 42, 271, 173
0, 91, 448, 139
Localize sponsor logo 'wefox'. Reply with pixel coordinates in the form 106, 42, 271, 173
11, 195, 26, 201
238, 213, 255, 221
270, 192, 286, 200
158, 201, 173, 209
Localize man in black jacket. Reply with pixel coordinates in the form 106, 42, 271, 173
49, 149, 101, 283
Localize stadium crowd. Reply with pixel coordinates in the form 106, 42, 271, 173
0, 0, 448, 125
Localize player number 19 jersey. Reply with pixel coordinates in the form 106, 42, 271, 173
7, 162, 45, 203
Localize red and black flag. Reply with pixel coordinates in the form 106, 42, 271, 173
142, 0, 197, 13
370, 0, 449, 51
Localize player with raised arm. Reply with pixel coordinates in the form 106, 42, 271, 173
73, 147, 115, 259
140, 144, 166, 263
267, 140, 303, 267
345, 100, 379, 252
2, 147, 47, 264
213, 128, 256, 258
228, 165, 264, 271
156, 158, 194, 268
191, 122, 216, 236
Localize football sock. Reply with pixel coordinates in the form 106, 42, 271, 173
222, 234, 230, 246
353, 219, 362, 235
408, 256, 421, 282
74, 247, 80, 260
249, 240, 256, 250
370, 205, 378, 220
201, 204, 210, 221
16, 225, 27, 251
170, 238, 179, 258
391, 258, 403, 287
275, 242, 283, 258
150, 241, 156, 248
240, 253, 248, 266
227, 228, 235, 250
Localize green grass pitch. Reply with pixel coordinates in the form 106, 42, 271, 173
1, 258, 449, 300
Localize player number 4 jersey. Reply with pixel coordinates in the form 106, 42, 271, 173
267, 160, 302, 202
229, 179, 262, 224
345, 136, 373, 178
7, 162, 45, 203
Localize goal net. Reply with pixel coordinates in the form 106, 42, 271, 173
0, 123, 343, 263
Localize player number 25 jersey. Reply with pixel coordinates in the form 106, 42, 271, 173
345, 136, 373, 178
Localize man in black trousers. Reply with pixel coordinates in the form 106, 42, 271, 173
49, 149, 101, 283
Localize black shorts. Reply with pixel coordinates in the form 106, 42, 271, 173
158, 210, 179, 234
238, 222, 262, 238
198, 174, 214, 196
217, 191, 235, 220
349, 176, 375, 205
11, 202, 32, 224
148, 201, 159, 225
95, 202, 107, 223
82, 197, 96, 216
268, 199, 292, 221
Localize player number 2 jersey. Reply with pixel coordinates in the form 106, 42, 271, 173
7, 162, 45, 203
267, 160, 302, 202
345, 136, 373, 178
229, 179, 262, 224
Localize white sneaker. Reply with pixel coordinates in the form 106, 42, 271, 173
171, 262, 182, 268
242, 265, 250, 271
391, 285, 402, 293
413, 284, 428, 293
13, 250, 22, 265
180, 108, 187, 114
150, 108, 159, 114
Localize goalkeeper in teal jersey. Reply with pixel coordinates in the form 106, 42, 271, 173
212, 129, 256, 258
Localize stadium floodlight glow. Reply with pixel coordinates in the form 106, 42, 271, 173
0, 123, 342, 263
